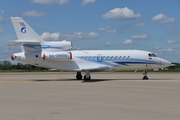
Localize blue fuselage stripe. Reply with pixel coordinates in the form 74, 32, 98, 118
76, 56, 160, 66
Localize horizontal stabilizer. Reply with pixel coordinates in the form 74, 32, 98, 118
6, 40, 40, 46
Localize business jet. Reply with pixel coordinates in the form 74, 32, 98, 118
7, 17, 172, 80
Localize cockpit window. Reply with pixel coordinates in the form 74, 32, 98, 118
148, 54, 153, 57
152, 53, 158, 57
148, 53, 158, 57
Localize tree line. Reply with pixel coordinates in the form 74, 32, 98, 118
0, 60, 47, 71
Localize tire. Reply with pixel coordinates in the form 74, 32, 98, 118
84, 75, 91, 80
76, 75, 82, 80
143, 75, 148, 80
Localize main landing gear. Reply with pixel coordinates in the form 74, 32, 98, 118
142, 70, 148, 80
76, 72, 82, 80
76, 71, 91, 80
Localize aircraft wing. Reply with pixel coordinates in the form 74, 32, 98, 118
73, 63, 112, 71
81, 66, 109, 71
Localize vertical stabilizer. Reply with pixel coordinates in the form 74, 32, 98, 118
11, 17, 44, 42
8, 17, 72, 52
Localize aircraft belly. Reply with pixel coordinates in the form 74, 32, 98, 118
115, 64, 161, 70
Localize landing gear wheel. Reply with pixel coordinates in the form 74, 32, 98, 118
84, 75, 91, 80
142, 75, 148, 80
76, 72, 82, 80
76, 75, 82, 80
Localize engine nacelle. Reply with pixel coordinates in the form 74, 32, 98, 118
47, 40, 72, 51
42, 52, 72, 61
11, 54, 21, 60
11, 52, 26, 62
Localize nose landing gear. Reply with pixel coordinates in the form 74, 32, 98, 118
142, 69, 148, 80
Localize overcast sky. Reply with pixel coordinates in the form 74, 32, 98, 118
0, 0, 180, 63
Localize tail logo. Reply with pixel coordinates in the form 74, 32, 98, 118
21, 26, 26, 33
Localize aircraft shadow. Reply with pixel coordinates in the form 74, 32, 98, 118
31, 78, 114, 83
30, 78, 175, 83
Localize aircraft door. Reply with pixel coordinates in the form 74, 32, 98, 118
97, 54, 102, 62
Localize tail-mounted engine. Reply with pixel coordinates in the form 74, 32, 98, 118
42, 52, 72, 61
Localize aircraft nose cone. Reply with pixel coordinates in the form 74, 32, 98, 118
160, 59, 172, 67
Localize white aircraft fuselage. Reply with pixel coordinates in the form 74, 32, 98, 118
12, 49, 171, 71
8, 17, 172, 80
